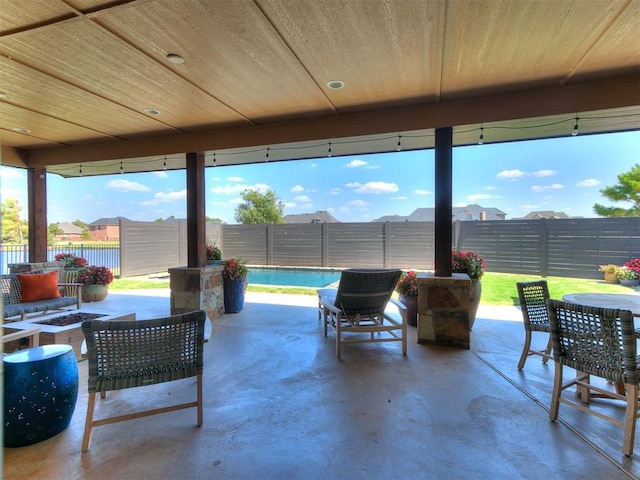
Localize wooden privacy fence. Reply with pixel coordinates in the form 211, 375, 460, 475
119, 218, 639, 280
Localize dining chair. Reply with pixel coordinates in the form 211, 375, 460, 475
81, 310, 206, 451
516, 280, 552, 369
317, 268, 406, 358
546, 299, 639, 456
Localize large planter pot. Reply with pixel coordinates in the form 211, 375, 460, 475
399, 295, 418, 327
619, 279, 640, 287
468, 279, 482, 330
604, 271, 619, 284
82, 284, 109, 302
223, 278, 247, 313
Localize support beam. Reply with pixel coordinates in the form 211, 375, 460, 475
27, 168, 48, 262
434, 127, 452, 277
186, 152, 206, 268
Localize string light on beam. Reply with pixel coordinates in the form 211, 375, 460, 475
213, 152, 217, 167
478, 126, 484, 145
328, 141, 332, 157
163, 156, 167, 170
265, 146, 270, 162
79, 164, 83, 176
396, 134, 402, 152
572, 115, 579, 136
120, 161, 124, 174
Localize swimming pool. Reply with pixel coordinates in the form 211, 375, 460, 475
247, 267, 342, 288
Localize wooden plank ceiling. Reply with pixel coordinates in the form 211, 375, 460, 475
1, 0, 638, 177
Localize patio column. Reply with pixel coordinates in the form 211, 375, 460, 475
27, 168, 48, 262
185, 152, 206, 267
434, 126, 452, 276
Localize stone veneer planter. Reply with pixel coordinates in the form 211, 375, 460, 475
4, 311, 135, 360
169, 265, 224, 322
416, 272, 472, 349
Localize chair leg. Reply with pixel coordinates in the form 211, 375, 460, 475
549, 362, 563, 421
622, 383, 639, 457
518, 330, 533, 370
196, 374, 203, 426
82, 393, 97, 452
542, 335, 552, 364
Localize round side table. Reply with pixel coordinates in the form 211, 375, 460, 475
4, 344, 79, 447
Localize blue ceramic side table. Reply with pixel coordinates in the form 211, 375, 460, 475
4, 344, 79, 447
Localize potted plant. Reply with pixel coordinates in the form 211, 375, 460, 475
55, 253, 88, 269
76, 265, 114, 302
222, 257, 248, 313
616, 266, 639, 287
206, 245, 223, 265
599, 264, 619, 284
451, 250, 486, 330
623, 258, 640, 278
395, 271, 419, 327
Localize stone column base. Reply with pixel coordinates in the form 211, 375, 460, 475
417, 273, 471, 349
169, 265, 224, 321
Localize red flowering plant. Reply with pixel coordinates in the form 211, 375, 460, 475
206, 245, 222, 261
396, 270, 419, 297
624, 258, 640, 277
451, 250, 486, 279
55, 252, 88, 269
222, 257, 248, 280
76, 265, 114, 286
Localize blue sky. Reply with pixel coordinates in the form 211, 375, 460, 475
1, 130, 638, 225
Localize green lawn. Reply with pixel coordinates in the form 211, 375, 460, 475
110, 271, 637, 306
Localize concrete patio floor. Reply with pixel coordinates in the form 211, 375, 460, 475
3, 289, 640, 479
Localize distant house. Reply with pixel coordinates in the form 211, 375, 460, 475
513, 211, 581, 219
373, 204, 507, 222
89, 216, 129, 241
284, 210, 339, 224
54, 222, 83, 242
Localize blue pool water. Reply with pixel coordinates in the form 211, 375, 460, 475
247, 267, 341, 288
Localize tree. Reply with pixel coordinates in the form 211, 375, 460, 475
234, 189, 284, 224
48, 222, 63, 244
206, 216, 225, 224
1, 198, 27, 244
594, 164, 640, 217
71, 220, 92, 240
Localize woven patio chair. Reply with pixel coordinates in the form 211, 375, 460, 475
516, 280, 552, 369
81, 310, 206, 451
546, 299, 640, 456
318, 268, 406, 359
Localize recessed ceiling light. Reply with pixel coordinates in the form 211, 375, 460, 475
167, 53, 184, 64
0, 92, 8, 98
143, 108, 161, 115
327, 80, 345, 90
12, 127, 30, 133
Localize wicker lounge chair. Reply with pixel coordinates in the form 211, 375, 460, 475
546, 299, 640, 456
318, 268, 406, 358
516, 280, 552, 369
81, 310, 206, 451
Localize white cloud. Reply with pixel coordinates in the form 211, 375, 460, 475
531, 183, 563, 192
290, 185, 304, 193
577, 178, 600, 187
152, 171, 169, 178
154, 190, 187, 202
520, 204, 540, 210
391, 196, 408, 200
365, 164, 381, 170
211, 183, 269, 195
496, 169, 526, 180
484, 186, 497, 190
284, 201, 296, 208
346, 159, 367, 168
347, 200, 368, 208
106, 179, 151, 192
345, 182, 361, 188
139, 200, 158, 206
329, 188, 342, 195
467, 193, 493, 201
414, 189, 432, 196
533, 169, 556, 177
227, 176, 244, 182
294, 195, 311, 202
0, 166, 25, 179
353, 181, 398, 194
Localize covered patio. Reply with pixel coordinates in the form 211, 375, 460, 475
3, 290, 638, 479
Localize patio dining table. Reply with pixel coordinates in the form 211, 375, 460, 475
561, 293, 640, 317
